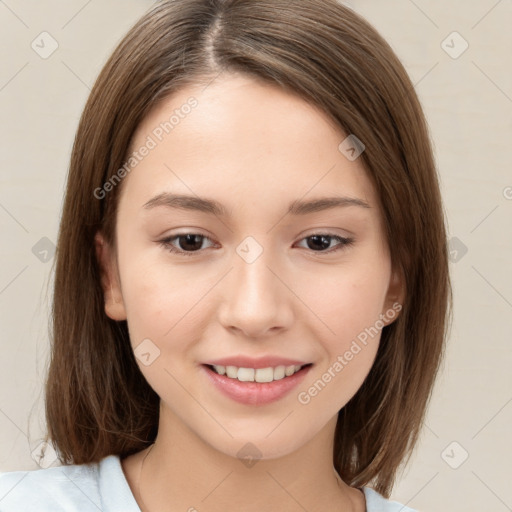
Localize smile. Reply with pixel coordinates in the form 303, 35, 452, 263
210, 364, 307, 383
201, 363, 313, 405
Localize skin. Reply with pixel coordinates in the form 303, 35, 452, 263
95, 72, 404, 512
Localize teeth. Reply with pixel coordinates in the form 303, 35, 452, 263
214, 365, 226, 376
211, 364, 305, 382
286, 365, 297, 376
238, 367, 255, 382
226, 365, 237, 378
273, 365, 285, 380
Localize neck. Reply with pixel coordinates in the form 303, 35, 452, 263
125, 404, 363, 512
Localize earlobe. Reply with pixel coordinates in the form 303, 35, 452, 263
382, 267, 405, 326
94, 232, 127, 321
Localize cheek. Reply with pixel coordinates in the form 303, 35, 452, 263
118, 249, 222, 361
295, 258, 391, 345
294, 261, 390, 406
117, 262, 212, 404
121, 267, 198, 344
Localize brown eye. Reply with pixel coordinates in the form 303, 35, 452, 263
159, 233, 214, 256
296, 234, 354, 253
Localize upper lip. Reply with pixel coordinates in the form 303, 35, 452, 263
203, 356, 311, 369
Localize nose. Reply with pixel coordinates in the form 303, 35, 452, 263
217, 248, 294, 339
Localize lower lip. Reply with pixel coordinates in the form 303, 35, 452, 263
201, 364, 312, 406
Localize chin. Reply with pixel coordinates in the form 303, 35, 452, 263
202, 423, 318, 463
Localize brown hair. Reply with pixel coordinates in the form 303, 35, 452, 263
44, 0, 451, 497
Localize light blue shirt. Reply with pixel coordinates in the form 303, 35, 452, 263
0, 455, 417, 511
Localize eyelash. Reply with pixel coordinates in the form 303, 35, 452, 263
158, 232, 354, 257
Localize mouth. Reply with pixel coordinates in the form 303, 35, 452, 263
205, 363, 312, 383
200, 363, 313, 405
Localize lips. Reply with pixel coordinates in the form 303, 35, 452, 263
200, 357, 313, 405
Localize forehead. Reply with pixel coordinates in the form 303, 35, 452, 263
121, 73, 378, 214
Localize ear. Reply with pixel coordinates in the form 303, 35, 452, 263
381, 266, 405, 327
94, 231, 127, 321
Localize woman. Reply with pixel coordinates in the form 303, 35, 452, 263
0, 1, 450, 510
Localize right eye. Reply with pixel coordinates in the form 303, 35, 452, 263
159, 233, 216, 257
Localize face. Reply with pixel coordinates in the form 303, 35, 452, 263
96, 73, 403, 460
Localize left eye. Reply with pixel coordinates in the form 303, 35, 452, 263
159, 233, 353, 257
295, 234, 354, 253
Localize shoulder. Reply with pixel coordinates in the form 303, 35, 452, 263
0, 458, 101, 512
0, 454, 139, 512
362, 486, 418, 512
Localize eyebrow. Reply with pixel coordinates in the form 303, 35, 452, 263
142, 193, 370, 216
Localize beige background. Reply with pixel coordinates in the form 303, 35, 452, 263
1, 1, 511, 510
